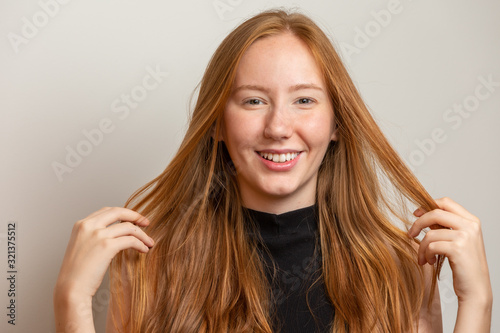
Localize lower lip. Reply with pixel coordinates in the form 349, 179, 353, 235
256, 152, 301, 171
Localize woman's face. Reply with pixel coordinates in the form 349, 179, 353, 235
221, 32, 337, 214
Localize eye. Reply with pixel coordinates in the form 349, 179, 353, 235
244, 98, 264, 105
296, 98, 314, 105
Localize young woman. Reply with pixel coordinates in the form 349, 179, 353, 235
54, 9, 492, 332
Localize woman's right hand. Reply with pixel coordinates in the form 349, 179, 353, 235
54, 207, 154, 303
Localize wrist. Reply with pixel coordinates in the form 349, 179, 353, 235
457, 298, 493, 315
54, 284, 95, 333
54, 279, 92, 302
457, 288, 493, 309
53, 282, 93, 318
454, 296, 492, 333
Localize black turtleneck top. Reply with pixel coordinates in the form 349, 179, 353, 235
245, 205, 335, 333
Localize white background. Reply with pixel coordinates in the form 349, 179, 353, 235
1, 0, 498, 331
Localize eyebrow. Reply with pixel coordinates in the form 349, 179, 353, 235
232, 83, 324, 94
289, 83, 324, 93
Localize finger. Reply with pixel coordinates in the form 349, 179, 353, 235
413, 207, 427, 217
91, 207, 150, 229
408, 209, 466, 238
434, 197, 478, 222
418, 229, 456, 265
103, 222, 154, 247
111, 236, 151, 254
413, 197, 477, 221
423, 240, 453, 265
412, 207, 442, 232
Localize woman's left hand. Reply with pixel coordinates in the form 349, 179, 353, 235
408, 197, 492, 305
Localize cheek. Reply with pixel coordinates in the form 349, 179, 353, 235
223, 112, 262, 150
301, 113, 335, 146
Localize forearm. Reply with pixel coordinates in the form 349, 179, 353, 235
54, 286, 96, 333
453, 298, 493, 333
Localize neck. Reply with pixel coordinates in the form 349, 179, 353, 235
241, 193, 315, 215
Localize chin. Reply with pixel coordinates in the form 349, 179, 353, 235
260, 184, 298, 198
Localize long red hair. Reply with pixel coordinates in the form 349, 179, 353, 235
110, 9, 442, 332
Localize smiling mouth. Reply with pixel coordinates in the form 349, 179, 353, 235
258, 151, 300, 163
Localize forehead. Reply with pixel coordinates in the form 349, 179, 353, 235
232, 32, 325, 89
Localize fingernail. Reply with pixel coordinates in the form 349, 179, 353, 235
149, 237, 154, 245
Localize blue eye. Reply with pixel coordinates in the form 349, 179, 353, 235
245, 99, 263, 105
297, 98, 313, 104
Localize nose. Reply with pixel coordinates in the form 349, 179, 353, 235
263, 104, 293, 140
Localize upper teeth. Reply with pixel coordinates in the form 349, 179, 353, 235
259, 152, 299, 163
